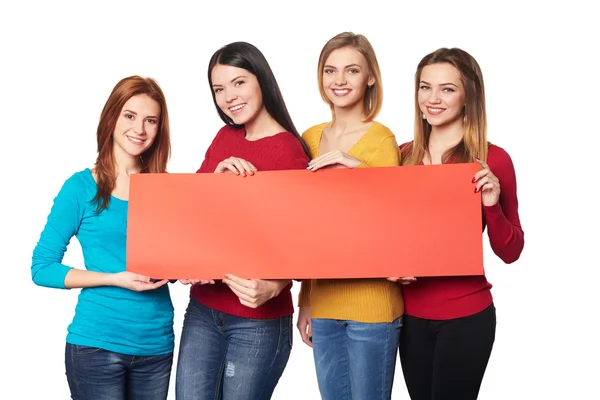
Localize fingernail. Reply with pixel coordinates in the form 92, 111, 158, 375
474, 187, 479, 193
476, 157, 481, 161
472, 177, 476, 183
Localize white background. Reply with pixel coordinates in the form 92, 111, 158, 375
1, 0, 597, 399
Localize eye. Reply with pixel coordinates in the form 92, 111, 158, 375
125, 113, 135, 120
213, 87, 223, 94
348, 68, 359, 74
234, 80, 244, 86
146, 118, 158, 125
443, 87, 455, 92
324, 68, 334, 74
419, 85, 430, 90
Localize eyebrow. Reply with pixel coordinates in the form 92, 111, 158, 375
212, 75, 247, 87
123, 110, 158, 119
420, 80, 459, 88
324, 64, 362, 69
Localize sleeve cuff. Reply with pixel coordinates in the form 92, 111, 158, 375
482, 202, 503, 221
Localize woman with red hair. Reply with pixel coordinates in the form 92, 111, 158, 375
31, 76, 175, 400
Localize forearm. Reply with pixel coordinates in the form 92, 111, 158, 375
485, 203, 524, 263
64, 268, 116, 289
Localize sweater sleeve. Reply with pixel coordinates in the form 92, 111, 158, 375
357, 136, 401, 168
271, 136, 311, 171
197, 140, 215, 174
197, 127, 227, 173
281, 156, 310, 170
483, 146, 524, 263
31, 175, 83, 289
298, 280, 312, 307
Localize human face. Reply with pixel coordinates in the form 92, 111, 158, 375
322, 46, 373, 110
211, 64, 263, 125
113, 94, 160, 158
418, 63, 466, 127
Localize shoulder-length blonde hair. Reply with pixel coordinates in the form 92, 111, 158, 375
317, 32, 383, 122
92, 75, 171, 212
402, 48, 488, 166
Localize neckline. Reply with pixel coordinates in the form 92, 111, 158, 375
84, 168, 128, 204
241, 129, 289, 142
315, 121, 378, 157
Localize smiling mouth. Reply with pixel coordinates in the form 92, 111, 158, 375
426, 107, 445, 114
229, 104, 246, 113
332, 89, 351, 96
126, 135, 146, 144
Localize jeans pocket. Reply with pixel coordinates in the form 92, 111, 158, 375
73, 345, 103, 358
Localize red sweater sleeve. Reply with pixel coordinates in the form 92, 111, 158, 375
483, 145, 524, 263
196, 127, 226, 173
197, 155, 211, 173
270, 135, 310, 171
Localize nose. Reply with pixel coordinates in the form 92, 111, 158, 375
334, 71, 346, 86
428, 88, 441, 103
225, 89, 238, 104
134, 118, 146, 135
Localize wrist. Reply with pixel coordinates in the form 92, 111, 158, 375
104, 272, 119, 287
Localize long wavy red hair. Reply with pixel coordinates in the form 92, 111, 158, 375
92, 76, 171, 212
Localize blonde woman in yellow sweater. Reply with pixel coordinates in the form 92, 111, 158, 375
297, 32, 403, 400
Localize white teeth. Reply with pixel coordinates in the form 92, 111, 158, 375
333, 89, 350, 95
230, 104, 245, 111
127, 136, 143, 143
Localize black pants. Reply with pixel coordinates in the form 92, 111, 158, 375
399, 303, 496, 400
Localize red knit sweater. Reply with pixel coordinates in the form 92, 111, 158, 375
191, 125, 310, 318
400, 143, 524, 320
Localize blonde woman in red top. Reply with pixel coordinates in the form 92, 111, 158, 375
393, 47, 524, 400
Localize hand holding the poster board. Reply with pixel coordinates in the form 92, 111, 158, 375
473, 158, 501, 206
179, 279, 215, 285
215, 157, 258, 177
306, 150, 361, 171
387, 276, 417, 285
223, 274, 292, 308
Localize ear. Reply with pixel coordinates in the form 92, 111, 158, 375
368, 77, 375, 87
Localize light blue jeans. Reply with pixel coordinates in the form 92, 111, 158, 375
175, 297, 292, 400
311, 317, 402, 400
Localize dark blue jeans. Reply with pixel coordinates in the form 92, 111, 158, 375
175, 297, 292, 400
65, 343, 173, 399
311, 317, 402, 400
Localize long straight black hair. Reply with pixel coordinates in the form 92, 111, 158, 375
207, 41, 310, 156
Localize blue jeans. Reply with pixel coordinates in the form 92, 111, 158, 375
175, 297, 292, 400
311, 317, 402, 400
65, 343, 173, 400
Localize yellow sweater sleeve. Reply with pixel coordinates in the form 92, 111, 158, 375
357, 136, 401, 168
298, 280, 311, 307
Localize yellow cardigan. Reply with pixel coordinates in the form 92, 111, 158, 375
297, 121, 404, 323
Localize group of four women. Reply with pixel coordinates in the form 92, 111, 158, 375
31, 31, 524, 400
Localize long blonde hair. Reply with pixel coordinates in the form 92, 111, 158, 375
317, 32, 383, 122
402, 48, 488, 166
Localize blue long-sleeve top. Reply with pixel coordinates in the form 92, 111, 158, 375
32, 169, 174, 356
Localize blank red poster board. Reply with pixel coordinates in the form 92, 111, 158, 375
126, 164, 483, 279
